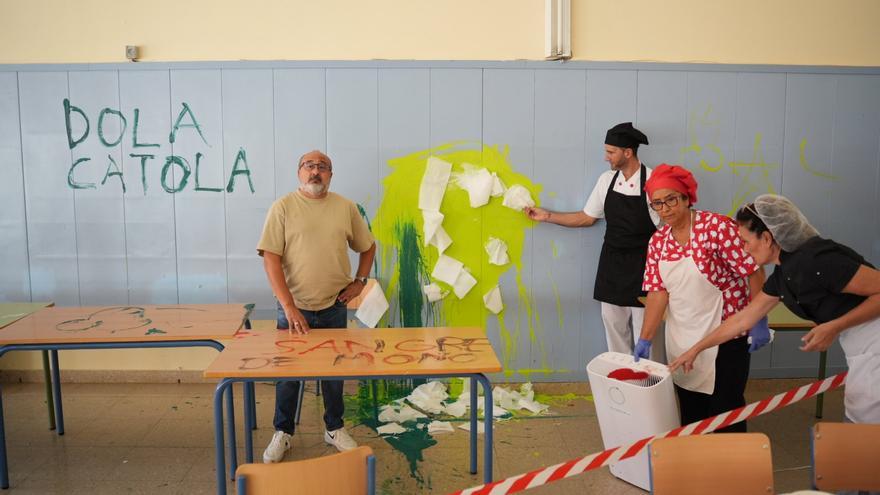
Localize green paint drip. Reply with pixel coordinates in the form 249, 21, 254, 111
549, 272, 564, 330
395, 221, 425, 328
145, 328, 166, 335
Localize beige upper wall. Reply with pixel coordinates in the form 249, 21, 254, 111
1, 0, 878, 66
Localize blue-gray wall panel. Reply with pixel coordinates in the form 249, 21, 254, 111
222, 69, 276, 310
18, 72, 79, 305
581, 70, 638, 359
376, 68, 430, 323
430, 69, 482, 147
272, 69, 327, 200
119, 70, 177, 304
637, 71, 688, 172
483, 69, 535, 378
683, 72, 737, 214
828, 75, 880, 259
734, 73, 786, 211
782, 74, 836, 234
0, 73, 29, 301
68, 70, 128, 305
532, 69, 587, 381
170, 69, 228, 303
326, 69, 379, 213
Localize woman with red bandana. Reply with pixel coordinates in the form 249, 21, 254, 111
635, 164, 768, 432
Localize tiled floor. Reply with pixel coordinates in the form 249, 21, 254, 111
0, 377, 845, 494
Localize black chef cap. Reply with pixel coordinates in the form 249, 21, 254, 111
605, 122, 649, 150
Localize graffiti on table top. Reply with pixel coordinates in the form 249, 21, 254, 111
234, 335, 493, 370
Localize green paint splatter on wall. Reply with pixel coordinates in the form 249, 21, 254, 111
145, 328, 166, 335
374, 142, 544, 377
395, 221, 426, 328
549, 273, 564, 330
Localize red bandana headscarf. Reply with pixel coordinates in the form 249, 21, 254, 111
644, 164, 698, 205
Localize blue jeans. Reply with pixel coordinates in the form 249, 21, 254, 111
273, 299, 347, 435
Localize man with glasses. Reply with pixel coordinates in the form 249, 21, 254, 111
257, 149, 376, 463
525, 122, 664, 361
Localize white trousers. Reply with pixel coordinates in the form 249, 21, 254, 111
600, 302, 667, 363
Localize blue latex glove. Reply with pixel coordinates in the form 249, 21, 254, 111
748, 316, 771, 353
633, 338, 652, 362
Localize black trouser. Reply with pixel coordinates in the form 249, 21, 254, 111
273, 300, 347, 435
675, 336, 750, 433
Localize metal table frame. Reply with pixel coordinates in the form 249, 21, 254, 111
0, 339, 256, 489
211, 373, 494, 495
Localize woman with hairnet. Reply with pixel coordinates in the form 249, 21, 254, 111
670, 194, 880, 424
636, 165, 767, 432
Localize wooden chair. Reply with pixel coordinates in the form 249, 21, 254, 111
811, 422, 880, 492
235, 446, 375, 495
648, 433, 774, 495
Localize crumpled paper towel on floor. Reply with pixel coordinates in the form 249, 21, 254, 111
405, 381, 449, 414
378, 404, 427, 423
427, 421, 455, 434
377, 422, 407, 435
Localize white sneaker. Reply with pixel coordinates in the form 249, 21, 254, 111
324, 427, 357, 452
263, 430, 292, 463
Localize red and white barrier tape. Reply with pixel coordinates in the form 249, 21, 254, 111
451, 372, 847, 495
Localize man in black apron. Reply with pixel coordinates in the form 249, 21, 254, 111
525, 122, 664, 361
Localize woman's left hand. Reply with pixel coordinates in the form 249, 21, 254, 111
337, 280, 365, 304
800, 322, 838, 352
668, 348, 700, 373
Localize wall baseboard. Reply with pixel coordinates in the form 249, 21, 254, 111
0, 369, 213, 384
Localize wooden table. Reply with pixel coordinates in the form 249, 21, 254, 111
0, 302, 55, 430
204, 326, 503, 495
0, 303, 253, 489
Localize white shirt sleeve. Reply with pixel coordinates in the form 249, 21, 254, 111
583, 172, 612, 219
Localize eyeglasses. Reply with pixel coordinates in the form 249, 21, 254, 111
649, 195, 685, 211
299, 161, 332, 172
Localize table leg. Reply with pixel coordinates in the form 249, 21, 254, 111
243, 383, 254, 464
294, 381, 305, 425
50, 350, 64, 436
214, 380, 230, 495
225, 386, 237, 480
816, 350, 827, 419
0, 385, 9, 489
41, 351, 55, 431
474, 374, 493, 484
469, 377, 477, 474
247, 382, 257, 431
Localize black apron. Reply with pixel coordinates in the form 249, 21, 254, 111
593, 164, 657, 307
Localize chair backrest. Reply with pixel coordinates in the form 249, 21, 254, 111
811, 421, 880, 491
649, 433, 774, 495
236, 446, 375, 495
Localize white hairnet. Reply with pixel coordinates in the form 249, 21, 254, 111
753, 194, 819, 252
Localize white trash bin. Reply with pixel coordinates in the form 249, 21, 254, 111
586, 351, 680, 490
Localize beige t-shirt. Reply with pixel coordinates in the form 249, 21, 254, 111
257, 190, 374, 311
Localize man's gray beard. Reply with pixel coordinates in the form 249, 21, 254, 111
301, 183, 327, 195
